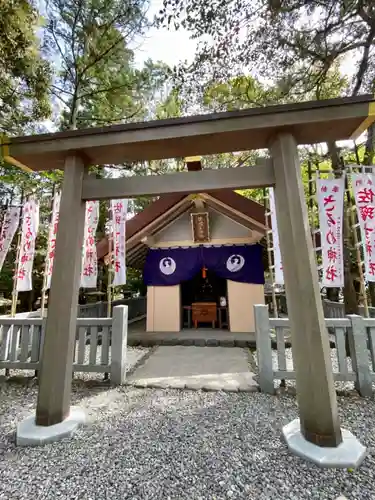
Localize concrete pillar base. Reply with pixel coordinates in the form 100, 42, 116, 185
283, 418, 366, 468
16, 407, 86, 447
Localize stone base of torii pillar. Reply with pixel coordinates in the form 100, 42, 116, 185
283, 419, 367, 469
16, 407, 86, 447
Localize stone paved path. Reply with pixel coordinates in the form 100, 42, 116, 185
127, 346, 258, 392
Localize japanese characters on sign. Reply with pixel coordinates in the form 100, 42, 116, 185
352, 174, 375, 282
16, 200, 39, 292
268, 188, 284, 285
316, 177, 345, 288
80, 201, 99, 288
191, 212, 210, 243
0, 206, 20, 273
45, 192, 61, 289
111, 199, 128, 286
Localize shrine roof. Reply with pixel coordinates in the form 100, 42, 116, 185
97, 189, 266, 269
3, 94, 375, 172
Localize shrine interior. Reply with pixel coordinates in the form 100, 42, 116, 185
181, 269, 229, 329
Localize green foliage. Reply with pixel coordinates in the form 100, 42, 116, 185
44, 0, 170, 130
203, 76, 284, 111
159, 0, 375, 101
0, 0, 52, 133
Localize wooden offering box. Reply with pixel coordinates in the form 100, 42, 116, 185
192, 302, 217, 328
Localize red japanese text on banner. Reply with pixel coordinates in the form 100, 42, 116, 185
16, 200, 39, 292
0, 207, 20, 272
45, 192, 61, 289
268, 188, 284, 285
316, 177, 345, 287
111, 199, 128, 286
80, 201, 99, 288
352, 174, 375, 281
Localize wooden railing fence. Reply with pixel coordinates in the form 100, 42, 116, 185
255, 304, 374, 397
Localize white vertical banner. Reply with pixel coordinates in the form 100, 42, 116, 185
80, 201, 99, 288
268, 188, 284, 285
16, 199, 39, 292
0, 206, 20, 272
111, 199, 128, 286
316, 177, 345, 287
45, 192, 61, 289
352, 173, 375, 281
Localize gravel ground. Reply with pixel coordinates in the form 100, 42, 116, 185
0, 384, 374, 500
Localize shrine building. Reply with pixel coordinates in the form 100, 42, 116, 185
98, 158, 268, 333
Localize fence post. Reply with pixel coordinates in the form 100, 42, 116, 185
111, 305, 128, 385
36, 317, 47, 380
254, 304, 275, 394
348, 315, 372, 397
38, 318, 47, 361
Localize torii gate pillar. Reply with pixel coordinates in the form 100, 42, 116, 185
36, 155, 87, 425
17, 155, 87, 445
270, 133, 341, 446
270, 133, 366, 467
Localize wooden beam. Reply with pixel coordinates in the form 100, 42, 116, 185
8, 95, 374, 171
82, 163, 275, 201
141, 235, 156, 246
270, 133, 342, 447
36, 155, 86, 426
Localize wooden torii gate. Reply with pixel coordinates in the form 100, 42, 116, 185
5, 95, 374, 463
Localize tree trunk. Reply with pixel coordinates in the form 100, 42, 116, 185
342, 210, 359, 314
343, 204, 358, 356
326, 287, 340, 301
364, 123, 375, 166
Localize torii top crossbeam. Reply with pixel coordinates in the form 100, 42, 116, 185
3, 94, 375, 172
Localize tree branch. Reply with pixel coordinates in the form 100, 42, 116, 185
78, 34, 125, 78
352, 26, 375, 95
51, 84, 74, 96
70, 0, 84, 68
79, 81, 134, 100
49, 23, 76, 83
51, 88, 70, 106
79, 106, 143, 124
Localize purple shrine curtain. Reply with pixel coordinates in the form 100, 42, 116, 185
143, 244, 264, 286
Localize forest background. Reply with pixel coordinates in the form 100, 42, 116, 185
1, 0, 374, 313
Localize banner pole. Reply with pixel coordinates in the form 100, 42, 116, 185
8, 193, 24, 378
107, 201, 113, 318
41, 184, 56, 318
104, 201, 113, 382
11, 191, 24, 317
263, 188, 278, 318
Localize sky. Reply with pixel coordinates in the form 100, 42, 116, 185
133, 0, 197, 68
134, 0, 357, 76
